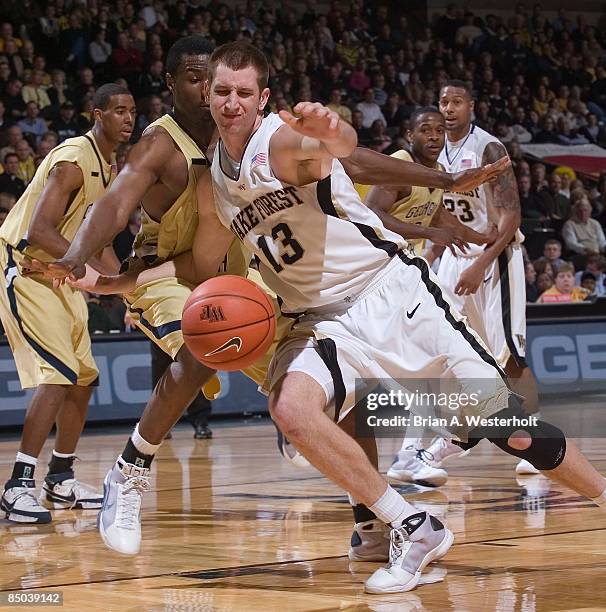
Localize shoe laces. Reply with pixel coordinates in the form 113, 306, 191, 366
388, 526, 412, 567
116, 476, 150, 530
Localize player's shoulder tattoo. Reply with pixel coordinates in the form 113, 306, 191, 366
482, 142, 520, 210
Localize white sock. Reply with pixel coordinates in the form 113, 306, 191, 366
591, 484, 606, 507
15, 451, 37, 466
369, 485, 417, 527
52, 450, 75, 459
399, 436, 423, 454
131, 423, 161, 456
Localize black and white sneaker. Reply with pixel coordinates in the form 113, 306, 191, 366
38, 472, 103, 510
1, 479, 51, 523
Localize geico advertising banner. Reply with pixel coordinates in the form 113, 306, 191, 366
0, 338, 267, 427
525, 320, 606, 394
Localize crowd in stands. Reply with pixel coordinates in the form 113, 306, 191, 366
0, 0, 605, 315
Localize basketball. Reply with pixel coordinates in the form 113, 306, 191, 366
181, 275, 276, 371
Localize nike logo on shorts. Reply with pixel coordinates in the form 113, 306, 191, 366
406, 303, 421, 319
204, 337, 243, 357
483, 275, 493, 284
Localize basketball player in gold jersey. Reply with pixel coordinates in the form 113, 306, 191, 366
0, 84, 135, 524
40, 39, 511, 555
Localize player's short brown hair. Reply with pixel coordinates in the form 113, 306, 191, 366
208, 41, 269, 92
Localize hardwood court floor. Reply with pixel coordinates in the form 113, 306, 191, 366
1, 417, 605, 612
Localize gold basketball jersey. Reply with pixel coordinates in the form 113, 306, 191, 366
387, 150, 444, 252
0, 131, 115, 261
132, 114, 249, 277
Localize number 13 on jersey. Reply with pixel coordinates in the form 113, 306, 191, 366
257, 222, 305, 273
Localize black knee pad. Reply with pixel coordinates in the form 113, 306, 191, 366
482, 403, 567, 471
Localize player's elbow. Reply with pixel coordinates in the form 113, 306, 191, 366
26, 219, 52, 249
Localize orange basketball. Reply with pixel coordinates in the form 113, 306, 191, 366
182, 275, 276, 371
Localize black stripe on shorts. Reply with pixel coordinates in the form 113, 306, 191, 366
316, 337, 346, 422
497, 250, 528, 368
3, 245, 78, 384
398, 251, 506, 380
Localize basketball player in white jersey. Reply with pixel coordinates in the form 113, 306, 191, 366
419, 80, 541, 476
203, 42, 606, 594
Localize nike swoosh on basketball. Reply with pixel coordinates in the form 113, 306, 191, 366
204, 337, 242, 357
407, 303, 421, 319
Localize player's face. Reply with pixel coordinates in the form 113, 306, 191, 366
408, 113, 445, 164
439, 86, 474, 133
168, 54, 211, 120
97, 94, 136, 144
208, 64, 269, 140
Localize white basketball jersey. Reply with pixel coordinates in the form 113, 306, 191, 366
438, 124, 504, 257
211, 113, 407, 313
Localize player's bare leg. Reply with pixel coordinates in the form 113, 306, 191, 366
97, 345, 216, 555
38, 385, 102, 511
270, 372, 453, 593
339, 410, 393, 561
507, 431, 606, 500
505, 357, 542, 475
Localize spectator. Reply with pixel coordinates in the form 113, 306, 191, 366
518, 173, 547, 219
575, 254, 606, 296
17, 102, 48, 144
537, 263, 590, 303
135, 60, 166, 99
50, 102, 81, 143
580, 272, 597, 297
111, 32, 144, 81
580, 113, 606, 146
89, 29, 112, 67
534, 115, 559, 143
368, 120, 391, 153
136, 96, 165, 134
0, 99, 12, 130
0, 205, 8, 227
14, 139, 35, 184
562, 199, 606, 256
2, 79, 26, 121
351, 109, 371, 146
356, 87, 386, 129
555, 117, 589, 145
0, 125, 23, 162
536, 239, 566, 273
0, 192, 16, 211
525, 261, 539, 302
21, 70, 51, 110
540, 173, 571, 220
46, 70, 72, 110
326, 88, 352, 124
531, 163, 548, 191
0, 153, 26, 198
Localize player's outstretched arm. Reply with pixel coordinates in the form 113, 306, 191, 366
340, 147, 510, 191
454, 142, 520, 296
432, 205, 498, 246
67, 174, 235, 294
27, 162, 84, 259
272, 102, 357, 184
365, 184, 470, 254
47, 129, 174, 280
191, 171, 234, 281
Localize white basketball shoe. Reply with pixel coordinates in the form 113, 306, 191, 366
97, 458, 150, 555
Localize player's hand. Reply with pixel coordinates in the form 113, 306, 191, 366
279, 102, 341, 140
454, 262, 486, 296
450, 156, 511, 192
67, 266, 135, 295
477, 223, 498, 247
428, 227, 470, 256
37, 256, 87, 282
